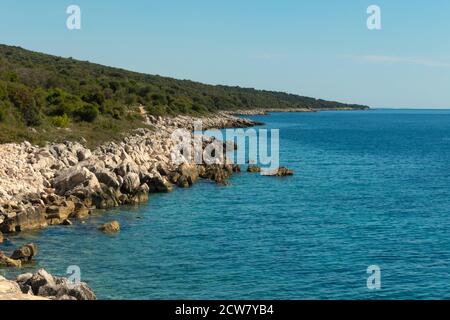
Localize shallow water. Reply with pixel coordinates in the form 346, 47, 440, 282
2, 109, 450, 299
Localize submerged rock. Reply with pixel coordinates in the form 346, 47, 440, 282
265, 167, 294, 177
98, 220, 120, 233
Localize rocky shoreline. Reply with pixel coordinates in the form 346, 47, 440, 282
0, 111, 296, 299
0, 112, 258, 236
226, 106, 369, 116
0, 269, 96, 300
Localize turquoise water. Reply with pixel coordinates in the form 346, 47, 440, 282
2, 109, 450, 299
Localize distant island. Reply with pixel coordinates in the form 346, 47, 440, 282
0, 44, 368, 146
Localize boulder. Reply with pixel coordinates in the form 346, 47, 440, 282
76, 148, 92, 161
94, 169, 121, 189
263, 167, 295, 176
177, 163, 199, 188
274, 167, 294, 176
0, 231, 3, 243
232, 164, 241, 173
45, 200, 75, 224
0, 251, 22, 268
69, 203, 90, 220
60, 219, 72, 226
145, 175, 173, 193
53, 167, 100, 196
247, 165, 261, 173
10, 243, 38, 262
16, 273, 33, 285
14, 269, 96, 300
0, 275, 47, 300
0, 205, 47, 233
28, 269, 56, 295
98, 220, 120, 233
201, 164, 233, 185
177, 176, 190, 188
121, 172, 141, 194
128, 184, 149, 204
115, 160, 140, 178
168, 172, 181, 184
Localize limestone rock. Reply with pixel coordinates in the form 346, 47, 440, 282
14, 269, 96, 300
53, 167, 100, 196
0, 251, 22, 268
121, 172, 141, 194
98, 220, 120, 233
177, 163, 199, 187
145, 174, 173, 193
10, 243, 38, 262
60, 219, 72, 226
274, 167, 294, 176
94, 169, 121, 189
263, 167, 295, 176
247, 165, 261, 173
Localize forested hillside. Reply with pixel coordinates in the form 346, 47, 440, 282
0, 44, 368, 145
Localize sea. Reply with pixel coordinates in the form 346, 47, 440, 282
2, 109, 450, 299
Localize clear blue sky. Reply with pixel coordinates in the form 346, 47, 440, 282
1, 0, 450, 108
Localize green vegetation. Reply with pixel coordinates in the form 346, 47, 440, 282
0, 44, 368, 146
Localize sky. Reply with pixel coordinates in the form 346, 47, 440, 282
1, 0, 450, 108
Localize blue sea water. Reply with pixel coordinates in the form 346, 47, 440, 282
2, 109, 450, 300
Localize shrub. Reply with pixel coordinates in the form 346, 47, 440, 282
50, 114, 70, 128
74, 104, 98, 122
0, 81, 7, 100
7, 82, 41, 126
0, 101, 6, 122
150, 93, 167, 106
192, 104, 208, 114
147, 104, 166, 116
46, 89, 83, 116
101, 99, 125, 119
82, 89, 105, 106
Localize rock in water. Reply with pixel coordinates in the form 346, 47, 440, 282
60, 219, 72, 226
247, 165, 261, 173
0, 232, 3, 243
145, 175, 173, 193
275, 167, 294, 176
0, 251, 22, 268
177, 163, 199, 187
10, 243, 38, 262
98, 220, 120, 233
121, 172, 141, 194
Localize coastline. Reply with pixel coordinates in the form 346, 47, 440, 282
225, 106, 369, 116
0, 107, 360, 298
0, 112, 257, 235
